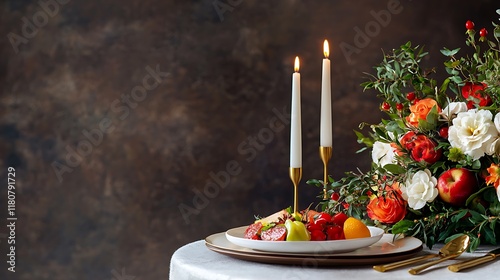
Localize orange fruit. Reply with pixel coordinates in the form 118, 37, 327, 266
343, 217, 371, 239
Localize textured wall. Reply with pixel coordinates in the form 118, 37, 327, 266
0, 0, 497, 279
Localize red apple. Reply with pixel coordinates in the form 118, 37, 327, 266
437, 168, 477, 206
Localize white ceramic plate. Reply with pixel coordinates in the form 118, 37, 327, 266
225, 226, 384, 253
206, 232, 423, 266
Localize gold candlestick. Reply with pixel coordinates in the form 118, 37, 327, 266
289, 167, 302, 216
319, 146, 332, 200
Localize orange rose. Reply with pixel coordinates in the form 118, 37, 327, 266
486, 163, 500, 188
367, 184, 407, 224
406, 98, 441, 127
390, 142, 404, 156
485, 163, 500, 203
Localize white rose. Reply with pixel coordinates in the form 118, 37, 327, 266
400, 169, 438, 210
489, 113, 500, 156
494, 113, 500, 133
448, 109, 498, 160
371, 141, 397, 167
441, 102, 468, 121
487, 138, 500, 156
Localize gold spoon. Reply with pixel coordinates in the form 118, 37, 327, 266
373, 235, 469, 272
408, 235, 470, 275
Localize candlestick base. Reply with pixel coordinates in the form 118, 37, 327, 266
289, 167, 302, 216
319, 146, 333, 200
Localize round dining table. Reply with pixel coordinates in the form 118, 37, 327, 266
170, 236, 499, 280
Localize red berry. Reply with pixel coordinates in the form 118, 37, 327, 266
465, 20, 474, 30
306, 223, 323, 232
480, 28, 488, 37
310, 230, 326, 241
382, 102, 390, 111
412, 98, 420, 105
331, 212, 349, 226
396, 103, 404, 111
406, 92, 416, 101
313, 212, 332, 227
330, 192, 340, 201
439, 127, 449, 138
326, 225, 344, 240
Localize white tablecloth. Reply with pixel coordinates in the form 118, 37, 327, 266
170, 240, 498, 280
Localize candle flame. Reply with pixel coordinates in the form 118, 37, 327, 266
323, 40, 329, 58
294, 56, 300, 72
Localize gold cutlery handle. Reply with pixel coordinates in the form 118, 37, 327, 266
408, 254, 458, 275
373, 254, 437, 272
448, 255, 496, 272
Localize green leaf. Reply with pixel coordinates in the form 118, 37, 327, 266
465, 186, 491, 206
482, 225, 496, 245
450, 75, 463, 84
440, 47, 460, 57
494, 28, 500, 38
468, 235, 480, 252
391, 219, 415, 234
451, 60, 461, 68
383, 164, 406, 174
451, 209, 469, 223
444, 233, 467, 244
468, 210, 486, 224
471, 159, 481, 170
306, 179, 322, 186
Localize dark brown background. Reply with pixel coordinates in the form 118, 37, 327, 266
0, 0, 498, 279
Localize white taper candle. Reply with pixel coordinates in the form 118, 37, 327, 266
290, 56, 302, 168
320, 40, 332, 147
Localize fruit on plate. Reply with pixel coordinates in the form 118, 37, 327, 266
284, 219, 311, 241
254, 209, 288, 225
343, 217, 371, 239
306, 211, 347, 241
244, 222, 263, 240
437, 167, 478, 206
243, 208, 372, 241
260, 225, 287, 241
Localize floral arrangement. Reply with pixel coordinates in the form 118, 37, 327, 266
309, 11, 500, 251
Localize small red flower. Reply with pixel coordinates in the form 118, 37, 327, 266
411, 136, 442, 165
400, 131, 418, 150
462, 82, 492, 107
400, 132, 442, 165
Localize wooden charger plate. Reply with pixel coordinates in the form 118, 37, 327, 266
205, 229, 423, 267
